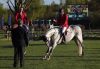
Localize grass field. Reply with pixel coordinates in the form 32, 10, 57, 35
0, 39, 100, 69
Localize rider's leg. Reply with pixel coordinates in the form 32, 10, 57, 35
62, 27, 67, 34
61, 27, 67, 41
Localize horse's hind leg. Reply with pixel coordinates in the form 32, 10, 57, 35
74, 37, 84, 56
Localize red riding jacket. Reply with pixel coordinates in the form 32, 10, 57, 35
55, 14, 69, 28
15, 11, 27, 24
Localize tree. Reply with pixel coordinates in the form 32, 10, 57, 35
27, 0, 46, 19
0, 3, 6, 15
66, 0, 87, 4
88, 0, 100, 29
43, 1, 59, 19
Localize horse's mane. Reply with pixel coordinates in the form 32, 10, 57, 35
47, 27, 58, 33
45, 27, 60, 38
42, 28, 58, 42
47, 27, 57, 31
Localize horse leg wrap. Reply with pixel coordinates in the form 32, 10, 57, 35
79, 46, 83, 56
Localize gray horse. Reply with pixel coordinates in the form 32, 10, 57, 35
42, 25, 84, 60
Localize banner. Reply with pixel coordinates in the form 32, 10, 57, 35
8, 14, 12, 26
67, 5, 88, 20
1, 15, 4, 27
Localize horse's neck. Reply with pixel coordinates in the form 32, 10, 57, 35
46, 28, 59, 37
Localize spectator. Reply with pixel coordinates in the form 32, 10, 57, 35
11, 24, 28, 68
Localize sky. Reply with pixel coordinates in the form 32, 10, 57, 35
0, 0, 60, 8
44, 0, 60, 5
0, 0, 10, 8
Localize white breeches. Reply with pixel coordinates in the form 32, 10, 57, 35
62, 27, 67, 33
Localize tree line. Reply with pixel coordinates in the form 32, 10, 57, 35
0, 0, 100, 29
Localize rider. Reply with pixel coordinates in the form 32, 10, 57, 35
53, 8, 69, 40
15, 7, 27, 25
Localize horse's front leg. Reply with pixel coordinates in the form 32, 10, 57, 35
43, 43, 57, 60
43, 46, 52, 60
43, 35, 59, 60
43, 41, 50, 60
43, 47, 49, 60
47, 41, 58, 60
46, 46, 53, 60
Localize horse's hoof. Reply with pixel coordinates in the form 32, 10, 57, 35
81, 52, 84, 57
79, 54, 84, 57
42, 56, 47, 60
43, 58, 46, 60
47, 58, 50, 60
46, 57, 51, 60
79, 52, 84, 56
79, 55, 82, 57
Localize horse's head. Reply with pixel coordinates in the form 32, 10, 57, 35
41, 28, 59, 43
40, 35, 48, 42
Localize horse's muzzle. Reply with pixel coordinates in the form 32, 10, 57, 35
41, 35, 47, 42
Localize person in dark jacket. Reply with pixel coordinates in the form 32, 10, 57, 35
11, 24, 28, 68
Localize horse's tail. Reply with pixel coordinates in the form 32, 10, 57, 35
77, 24, 85, 31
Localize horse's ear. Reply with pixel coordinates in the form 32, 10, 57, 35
40, 35, 47, 42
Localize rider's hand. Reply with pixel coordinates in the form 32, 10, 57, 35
53, 19, 57, 23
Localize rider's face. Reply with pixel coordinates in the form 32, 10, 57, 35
19, 7, 23, 12
61, 9, 64, 15
59, 9, 64, 16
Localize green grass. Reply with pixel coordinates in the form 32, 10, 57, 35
0, 39, 100, 69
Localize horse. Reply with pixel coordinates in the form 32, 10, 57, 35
42, 25, 84, 60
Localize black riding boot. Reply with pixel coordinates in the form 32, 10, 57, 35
62, 33, 65, 41
60, 33, 65, 44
